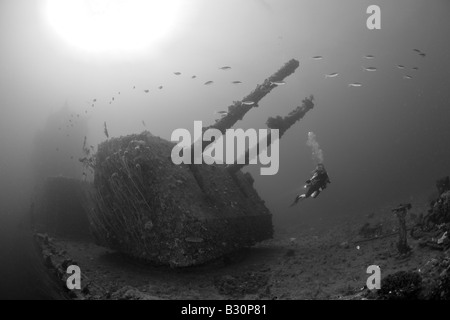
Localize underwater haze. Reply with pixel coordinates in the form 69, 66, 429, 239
0, 0, 450, 299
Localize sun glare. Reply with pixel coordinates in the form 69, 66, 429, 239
45, 0, 182, 54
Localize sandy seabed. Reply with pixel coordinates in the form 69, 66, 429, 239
35, 193, 449, 300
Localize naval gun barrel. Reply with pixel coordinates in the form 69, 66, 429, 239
226, 96, 315, 174
192, 59, 300, 154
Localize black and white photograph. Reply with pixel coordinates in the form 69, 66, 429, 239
0, 0, 449, 305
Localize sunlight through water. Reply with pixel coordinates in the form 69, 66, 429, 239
45, 0, 182, 55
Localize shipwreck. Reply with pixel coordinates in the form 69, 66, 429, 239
55, 59, 315, 267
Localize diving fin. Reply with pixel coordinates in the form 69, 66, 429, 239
289, 194, 304, 207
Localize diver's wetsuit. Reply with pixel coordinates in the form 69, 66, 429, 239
290, 164, 331, 207
307, 167, 330, 198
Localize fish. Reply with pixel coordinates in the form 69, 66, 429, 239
396, 65, 405, 69
231, 81, 242, 84
219, 66, 231, 70
191, 75, 196, 79
204, 81, 214, 85
118, 92, 120, 94
412, 67, 419, 70
104, 122, 109, 139
158, 86, 163, 89
144, 90, 149, 93
112, 97, 114, 101
419, 53, 426, 57
413, 49, 421, 53
133, 86, 136, 89
364, 55, 375, 59
242, 101, 255, 105
93, 99, 97, 102
142, 120, 146, 127
312, 56, 323, 60
403, 75, 413, 80
270, 81, 286, 85
363, 67, 377, 71
174, 72, 181, 75
91, 104, 94, 107
348, 82, 362, 87
325, 72, 339, 78
215, 111, 228, 114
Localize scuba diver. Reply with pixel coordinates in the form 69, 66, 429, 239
290, 163, 331, 207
